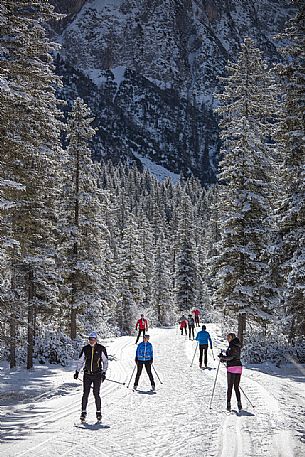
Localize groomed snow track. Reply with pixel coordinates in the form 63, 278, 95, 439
0, 326, 304, 456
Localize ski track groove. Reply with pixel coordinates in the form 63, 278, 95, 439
1, 327, 304, 457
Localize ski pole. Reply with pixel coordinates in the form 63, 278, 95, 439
239, 385, 255, 408
106, 378, 126, 386
190, 342, 199, 367
126, 365, 137, 388
211, 348, 216, 361
152, 365, 163, 384
209, 359, 221, 409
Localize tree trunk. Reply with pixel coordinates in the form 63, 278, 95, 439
71, 306, 77, 340
237, 313, 246, 347
70, 143, 80, 340
157, 303, 161, 324
10, 315, 16, 369
10, 261, 17, 369
27, 269, 34, 369
172, 248, 176, 289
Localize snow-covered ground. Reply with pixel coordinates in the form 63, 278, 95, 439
1, 326, 304, 457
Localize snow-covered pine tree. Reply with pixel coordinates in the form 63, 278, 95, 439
176, 191, 198, 313
275, 2, 305, 341
92, 160, 211, 333
117, 215, 146, 334
153, 230, 175, 325
59, 98, 106, 339
212, 37, 278, 339
0, 0, 63, 368
138, 214, 155, 310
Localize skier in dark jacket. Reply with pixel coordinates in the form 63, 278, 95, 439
133, 334, 155, 391
219, 333, 242, 412
187, 315, 195, 340
195, 325, 212, 368
74, 331, 108, 422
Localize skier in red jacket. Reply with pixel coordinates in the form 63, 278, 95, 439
192, 308, 201, 327
135, 314, 148, 343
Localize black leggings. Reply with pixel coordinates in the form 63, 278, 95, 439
199, 344, 208, 367
195, 315, 200, 326
180, 326, 187, 335
227, 372, 241, 404
188, 325, 195, 339
134, 361, 155, 387
82, 372, 102, 412
136, 328, 146, 343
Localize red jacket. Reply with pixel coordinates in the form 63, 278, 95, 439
192, 309, 201, 316
136, 318, 148, 331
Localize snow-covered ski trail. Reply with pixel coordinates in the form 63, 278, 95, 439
0, 327, 304, 456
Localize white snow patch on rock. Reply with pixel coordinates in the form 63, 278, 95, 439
111, 65, 126, 87
133, 152, 180, 184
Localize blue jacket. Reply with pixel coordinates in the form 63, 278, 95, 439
196, 330, 212, 348
136, 342, 153, 362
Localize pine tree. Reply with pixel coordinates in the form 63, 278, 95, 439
138, 215, 155, 309
59, 98, 106, 339
0, 0, 63, 368
212, 37, 278, 339
153, 231, 175, 324
275, 2, 305, 341
176, 191, 198, 312
117, 215, 145, 334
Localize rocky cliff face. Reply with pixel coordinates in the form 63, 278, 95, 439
52, 0, 294, 183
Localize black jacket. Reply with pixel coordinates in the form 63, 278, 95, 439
221, 337, 242, 367
79, 343, 108, 374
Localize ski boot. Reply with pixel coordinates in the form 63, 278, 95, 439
80, 411, 87, 422
237, 401, 242, 412
151, 384, 156, 392
226, 402, 231, 412
96, 411, 102, 422
133, 385, 137, 391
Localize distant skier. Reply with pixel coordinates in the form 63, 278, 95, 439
195, 325, 212, 368
218, 333, 243, 412
179, 314, 188, 335
187, 314, 195, 340
135, 314, 148, 344
133, 334, 155, 391
192, 308, 201, 326
74, 331, 108, 422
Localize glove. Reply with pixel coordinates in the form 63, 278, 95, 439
150, 360, 153, 365
101, 372, 106, 382
218, 352, 223, 358
74, 371, 79, 380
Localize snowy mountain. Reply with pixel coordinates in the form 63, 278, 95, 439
52, 0, 294, 183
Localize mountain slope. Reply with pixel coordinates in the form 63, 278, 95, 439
52, 0, 294, 183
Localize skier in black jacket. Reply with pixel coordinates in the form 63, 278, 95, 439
187, 315, 195, 340
219, 333, 243, 412
74, 332, 108, 422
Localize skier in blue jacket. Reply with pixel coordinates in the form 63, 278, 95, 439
133, 334, 155, 391
195, 325, 213, 368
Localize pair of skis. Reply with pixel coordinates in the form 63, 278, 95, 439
225, 409, 242, 416
132, 386, 156, 392
75, 417, 103, 428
